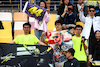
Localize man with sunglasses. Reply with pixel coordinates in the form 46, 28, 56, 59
79, 4, 100, 55
61, 3, 77, 29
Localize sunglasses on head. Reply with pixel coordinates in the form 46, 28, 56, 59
89, 10, 95, 12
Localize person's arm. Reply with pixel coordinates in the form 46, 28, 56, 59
10, 40, 15, 44
62, 12, 66, 17
83, 4, 88, 17
38, 40, 46, 46
60, 8, 68, 24
42, 32, 48, 45
79, 4, 86, 24
46, 9, 50, 14
88, 42, 94, 63
81, 37, 87, 50
89, 54, 93, 63
83, 44, 87, 50
45, 11, 50, 24
61, 7, 68, 17
9, 35, 19, 44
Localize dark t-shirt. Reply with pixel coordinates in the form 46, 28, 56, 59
63, 12, 77, 24
89, 40, 100, 60
63, 58, 80, 67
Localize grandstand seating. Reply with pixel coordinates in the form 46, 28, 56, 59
0, 12, 12, 43
2, 21, 12, 30
0, 30, 12, 43
76, 22, 84, 29
47, 14, 56, 32
0, 12, 85, 43
29, 17, 35, 35
0, 12, 12, 22
14, 12, 28, 22
14, 21, 27, 38
14, 12, 28, 38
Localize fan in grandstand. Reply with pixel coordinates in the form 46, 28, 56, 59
89, 30, 100, 67
79, 5, 100, 55
10, 23, 46, 46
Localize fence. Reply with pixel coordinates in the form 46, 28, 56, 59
0, 0, 100, 13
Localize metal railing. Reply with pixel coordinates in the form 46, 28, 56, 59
0, 0, 28, 12
0, 0, 99, 13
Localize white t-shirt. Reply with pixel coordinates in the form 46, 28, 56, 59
64, 5, 67, 12
53, 28, 56, 31
77, 4, 81, 12
38, 13, 50, 30
38, 21, 43, 30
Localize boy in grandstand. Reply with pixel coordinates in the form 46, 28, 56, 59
10, 23, 46, 46
63, 48, 80, 67
42, 19, 75, 44
42, 19, 73, 67
72, 25, 87, 67
42, 19, 63, 45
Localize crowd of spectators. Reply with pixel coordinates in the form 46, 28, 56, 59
0, 0, 100, 67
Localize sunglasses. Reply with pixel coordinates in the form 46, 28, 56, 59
89, 10, 95, 12
53, 36, 59, 38
68, 8, 73, 11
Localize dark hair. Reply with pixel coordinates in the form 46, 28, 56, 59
92, 30, 100, 46
68, 27, 75, 30
88, 5, 95, 10
71, 49, 75, 56
68, 3, 73, 7
65, 48, 75, 56
68, 3, 73, 11
94, 30, 100, 35
62, 0, 65, 5
62, 0, 69, 5
23, 23, 31, 28
55, 19, 63, 25
39, 0, 47, 9
75, 25, 83, 30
